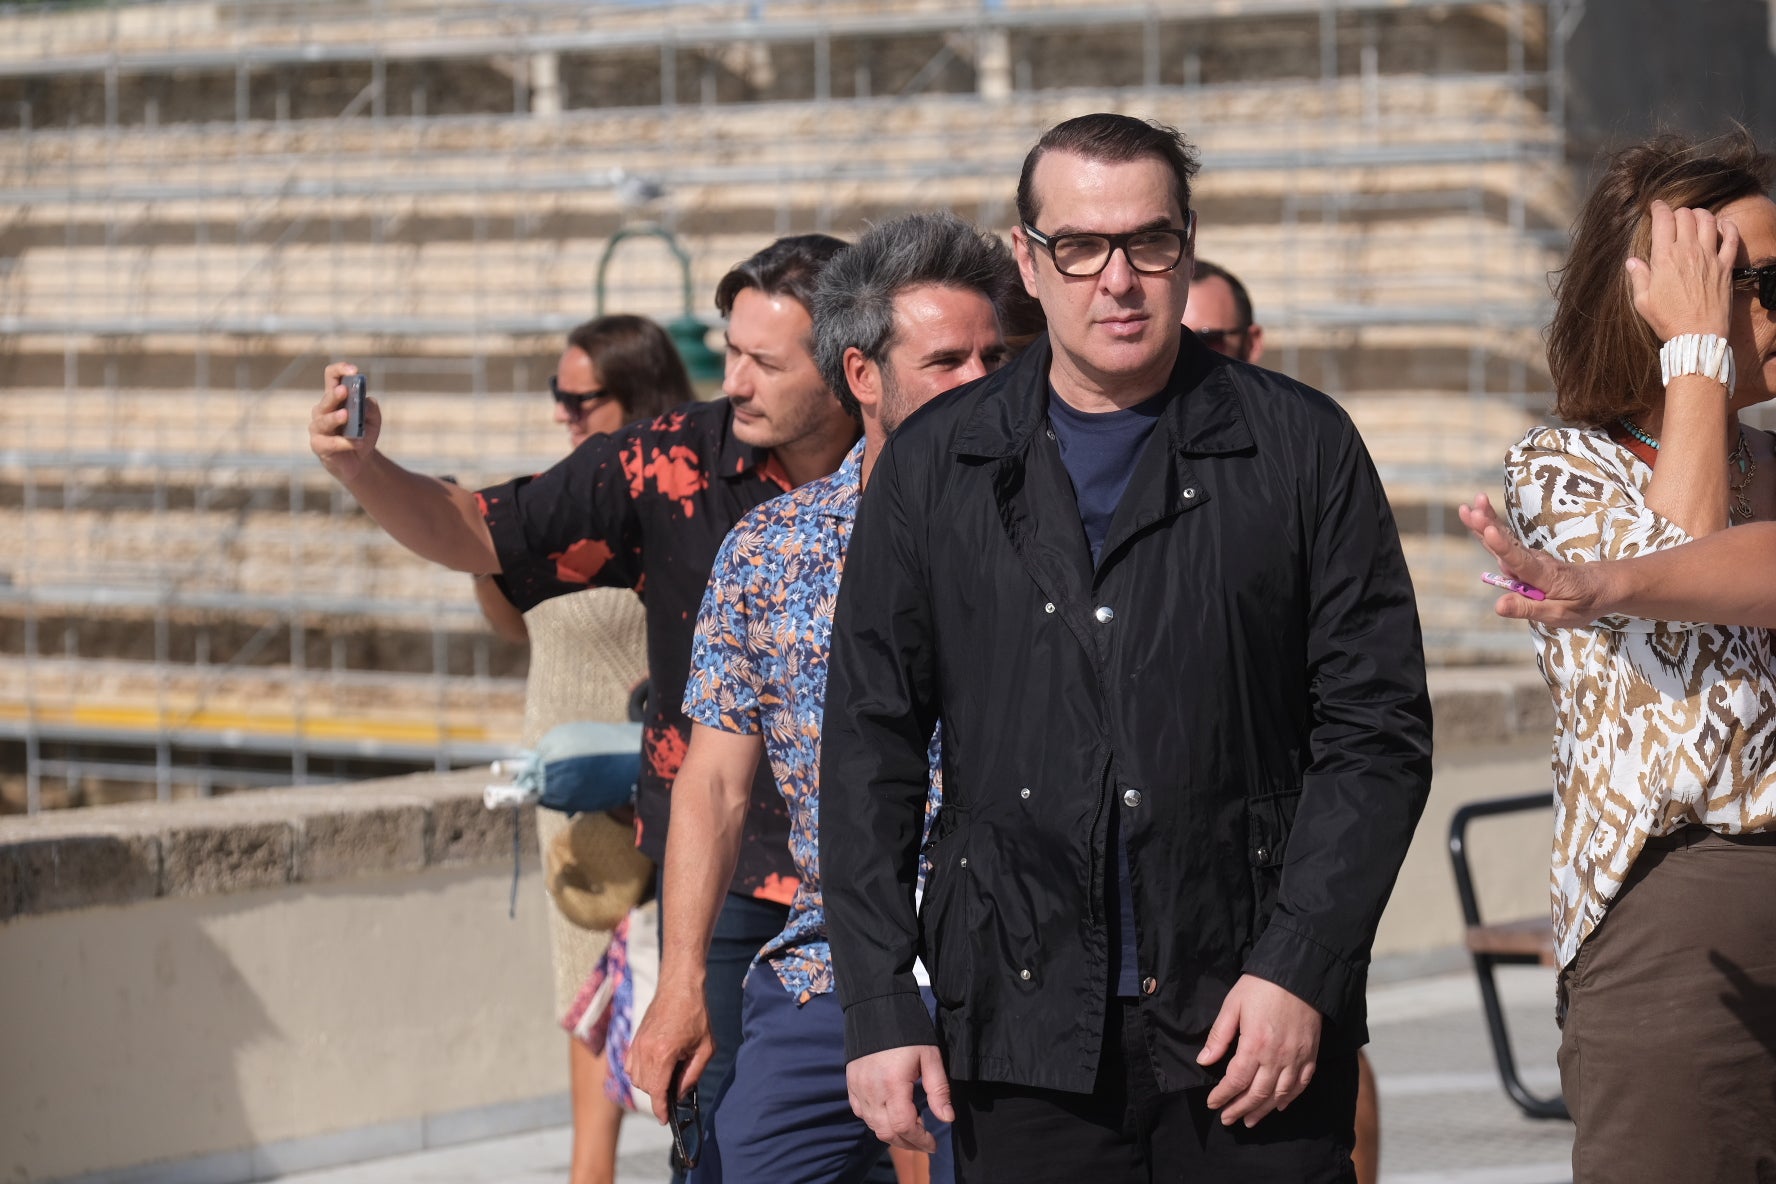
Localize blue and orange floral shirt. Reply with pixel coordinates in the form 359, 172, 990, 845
683, 439, 941, 1003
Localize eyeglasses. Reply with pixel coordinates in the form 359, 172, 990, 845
550, 376, 615, 418
1022, 211, 1195, 278
1193, 326, 1250, 354
1733, 264, 1776, 312
666, 1070, 702, 1170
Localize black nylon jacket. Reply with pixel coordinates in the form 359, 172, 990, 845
818, 333, 1433, 1094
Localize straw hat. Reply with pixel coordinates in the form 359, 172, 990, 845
524, 587, 654, 933
544, 810, 655, 932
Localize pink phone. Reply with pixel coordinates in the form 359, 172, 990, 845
1481, 571, 1545, 601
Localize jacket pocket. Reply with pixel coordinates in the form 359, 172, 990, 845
1246, 788, 1302, 937
919, 811, 975, 1011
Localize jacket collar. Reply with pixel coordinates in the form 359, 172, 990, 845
952, 331, 1255, 461
963, 332, 1254, 624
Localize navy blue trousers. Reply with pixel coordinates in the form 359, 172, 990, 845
670, 890, 787, 1184
698, 972, 955, 1184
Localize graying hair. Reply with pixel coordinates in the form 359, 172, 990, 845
812, 211, 1018, 419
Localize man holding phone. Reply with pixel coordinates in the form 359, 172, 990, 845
308, 235, 860, 1173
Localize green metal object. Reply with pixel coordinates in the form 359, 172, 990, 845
595, 225, 724, 383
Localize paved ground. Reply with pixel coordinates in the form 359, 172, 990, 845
283, 964, 1572, 1184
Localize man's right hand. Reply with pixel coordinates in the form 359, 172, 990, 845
846, 1044, 953, 1155
310, 362, 381, 485
626, 984, 715, 1125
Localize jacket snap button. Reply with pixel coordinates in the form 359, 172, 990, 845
1043, 602, 1055, 614
1183, 488, 1196, 499
1122, 788, 1142, 808
1094, 605, 1114, 624
1020, 787, 1031, 800
1255, 846, 1270, 863
1019, 968, 1032, 981
1141, 976, 1158, 995
960, 857, 969, 867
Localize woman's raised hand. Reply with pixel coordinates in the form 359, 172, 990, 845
1627, 199, 1740, 341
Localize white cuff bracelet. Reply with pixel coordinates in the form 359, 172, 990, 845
1660, 332, 1736, 396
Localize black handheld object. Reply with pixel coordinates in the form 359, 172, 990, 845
343, 375, 368, 440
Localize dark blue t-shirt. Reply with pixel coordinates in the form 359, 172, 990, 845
1047, 386, 1168, 998
1047, 387, 1168, 566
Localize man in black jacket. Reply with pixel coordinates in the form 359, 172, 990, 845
819, 114, 1433, 1180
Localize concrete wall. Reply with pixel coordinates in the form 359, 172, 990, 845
0, 770, 562, 1184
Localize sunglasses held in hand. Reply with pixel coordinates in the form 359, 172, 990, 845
667, 1065, 702, 1170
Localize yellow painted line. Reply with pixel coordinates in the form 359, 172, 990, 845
0, 700, 493, 744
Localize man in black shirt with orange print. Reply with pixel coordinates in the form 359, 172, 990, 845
309, 235, 860, 1168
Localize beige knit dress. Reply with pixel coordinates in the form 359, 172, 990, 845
521, 585, 650, 1021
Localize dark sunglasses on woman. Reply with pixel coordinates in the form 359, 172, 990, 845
550, 375, 615, 419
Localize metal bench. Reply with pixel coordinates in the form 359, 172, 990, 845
1447, 791, 1570, 1121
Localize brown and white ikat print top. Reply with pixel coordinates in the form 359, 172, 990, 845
1504, 426, 1776, 968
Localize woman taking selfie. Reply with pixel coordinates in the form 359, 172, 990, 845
1499, 130, 1776, 1182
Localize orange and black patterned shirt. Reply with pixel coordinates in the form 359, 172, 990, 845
479, 398, 822, 903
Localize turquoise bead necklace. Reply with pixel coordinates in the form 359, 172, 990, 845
1615, 417, 1756, 522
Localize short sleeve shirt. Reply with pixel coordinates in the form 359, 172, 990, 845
478, 398, 806, 902
684, 440, 943, 1002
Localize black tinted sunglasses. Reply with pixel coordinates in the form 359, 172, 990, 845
666, 1070, 702, 1170
1734, 265, 1776, 312
549, 376, 614, 418
1194, 326, 1250, 352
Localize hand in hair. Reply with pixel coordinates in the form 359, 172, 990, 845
1626, 199, 1740, 341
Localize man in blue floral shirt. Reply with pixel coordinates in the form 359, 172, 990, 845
627, 212, 1017, 1182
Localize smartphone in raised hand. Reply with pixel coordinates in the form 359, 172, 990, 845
343, 374, 368, 440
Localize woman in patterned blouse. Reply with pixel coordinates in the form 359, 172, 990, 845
1498, 130, 1776, 1182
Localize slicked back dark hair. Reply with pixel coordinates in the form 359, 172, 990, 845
1190, 258, 1255, 328
1016, 113, 1201, 229
713, 234, 849, 337
1551, 128, 1774, 427
564, 314, 693, 423
812, 212, 1018, 419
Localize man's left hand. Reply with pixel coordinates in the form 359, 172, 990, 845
1197, 974, 1323, 1127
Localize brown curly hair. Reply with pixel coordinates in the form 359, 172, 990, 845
1549, 129, 1774, 428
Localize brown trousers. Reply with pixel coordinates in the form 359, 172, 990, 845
1557, 827, 1776, 1184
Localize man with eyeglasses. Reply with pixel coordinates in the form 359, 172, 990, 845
1183, 258, 1265, 365
821, 113, 1432, 1180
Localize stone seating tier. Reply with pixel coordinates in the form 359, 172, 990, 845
0, 73, 1553, 174
2, 218, 1561, 333
0, 1, 1545, 112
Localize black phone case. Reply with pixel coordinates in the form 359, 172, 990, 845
344, 376, 367, 439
